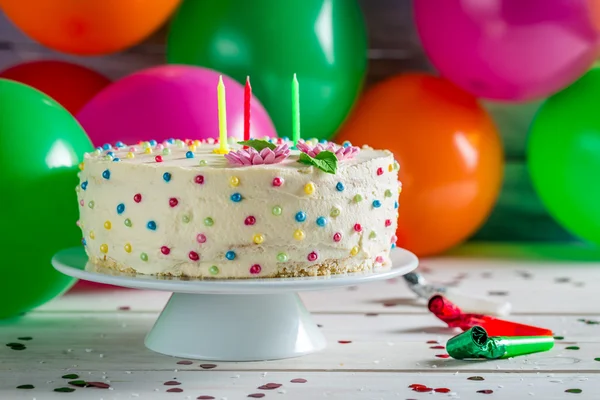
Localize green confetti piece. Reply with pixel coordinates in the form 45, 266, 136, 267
565, 389, 582, 394
68, 380, 87, 387
61, 374, 79, 379
17, 385, 34, 389
566, 346, 580, 350
54, 387, 75, 393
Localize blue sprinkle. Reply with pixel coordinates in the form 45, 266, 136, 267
336, 182, 345, 192
167, 138, 175, 144
112, 158, 120, 162
295, 211, 306, 222
186, 151, 194, 159
147, 220, 157, 230
225, 251, 236, 260
163, 172, 171, 182
282, 136, 289, 141
102, 143, 112, 150
316, 216, 327, 227
102, 169, 110, 180
115, 141, 125, 148
230, 193, 242, 202
81, 238, 87, 246
343, 141, 351, 148
394, 201, 399, 209
319, 139, 328, 144
149, 139, 157, 146
372, 200, 382, 208
95, 146, 103, 151
116, 203, 125, 214
391, 243, 396, 249
81, 181, 88, 190
107, 151, 114, 157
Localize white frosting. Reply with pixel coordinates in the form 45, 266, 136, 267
76, 140, 400, 278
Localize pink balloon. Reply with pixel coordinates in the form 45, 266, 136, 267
77, 65, 276, 146
414, 0, 600, 101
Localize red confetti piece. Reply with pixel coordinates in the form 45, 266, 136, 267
177, 360, 193, 365
382, 302, 396, 307
413, 386, 433, 392
258, 383, 282, 390
291, 378, 307, 383
426, 340, 439, 344
248, 394, 265, 398
477, 390, 493, 394
468, 376, 485, 381
197, 397, 215, 399
435, 388, 451, 393
200, 364, 217, 369
435, 354, 450, 358
167, 388, 183, 393
87, 382, 110, 389
338, 340, 352, 344
408, 384, 426, 389
118, 306, 130, 311
164, 381, 181, 386
430, 345, 445, 349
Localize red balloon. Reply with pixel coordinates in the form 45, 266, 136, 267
0, 60, 111, 114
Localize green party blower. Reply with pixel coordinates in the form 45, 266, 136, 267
446, 326, 554, 360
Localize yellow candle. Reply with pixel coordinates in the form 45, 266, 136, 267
214, 75, 229, 154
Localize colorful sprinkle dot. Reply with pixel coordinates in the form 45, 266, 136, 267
186, 151, 194, 159
330, 207, 340, 217
88, 201, 95, 209
350, 246, 359, 256
209, 265, 219, 275
199, 160, 207, 166
112, 158, 120, 162
126, 152, 135, 159
81, 181, 88, 190
81, 238, 86, 246
124, 218, 132, 227
376, 167, 383, 176
253, 234, 264, 244
225, 251, 236, 260
189, 251, 200, 261
194, 175, 204, 184
372, 200, 382, 208
144, 147, 152, 154
304, 182, 315, 195
182, 215, 190, 223
100, 244, 108, 253
230, 193, 242, 202
294, 229, 305, 241
161, 246, 170, 255
124, 243, 132, 253
116, 203, 125, 214
388, 164, 393, 172
354, 223, 362, 232
249, 264, 262, 274
163, 172, 171, 182
155, 155, 163, 163
307, 251, 318, 262
204, 217, 214, 227
333, 232, 342, 242
89, 231, 95, 239
140, 252, 148, 261
394, 201, 399, 209
78, 162, 84, 171
169, 198, 178, 207
196, 234, 207, 243
147, 221, 157, 230
353, 194, 363, 203
104, 221, 112, 230
277, 253, 288, 262
295, 211, 306, 222
134, 193, 142, 203
104, 155, 113, 161
229, 176, 240, 187
102, 143, 112, 150
385, 189, 392, 198
316, 216, 327, 227
272, 177, 284, 187
272, 206, 282, 216
375, 256, 384, 264
343, 141, 351, 147
162, 148, 171, 156
385, 219, 392, 227
245, 216, 256, 226
369, 231, 377, 239
391, 243, 396, 249
336, 182, 345, 192
149, 139, 157, 146
102, 170, 110, 180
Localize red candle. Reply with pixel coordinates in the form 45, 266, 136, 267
244, 76, 251, 142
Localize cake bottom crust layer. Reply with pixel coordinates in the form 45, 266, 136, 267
87, 255, 390, 279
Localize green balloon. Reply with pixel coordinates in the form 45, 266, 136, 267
167, 0, 367, 140
528, 68, 600, 245
0, 79, 92, 319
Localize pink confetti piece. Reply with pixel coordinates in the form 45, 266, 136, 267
200, 364, 217, 369
290, 378, 307, 383
167, 388, 183, 393
164, 381, 181, 386
177, 360, 193, 365
248, 394, 265, 398
258, 383, 282, 390
338, 340, 352, 344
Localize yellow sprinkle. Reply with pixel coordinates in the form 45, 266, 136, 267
100, 244, 108, 253
124, 243, 132, 253
104, 221, 112, 230
193, 140, 201, 147
89, 231, 95, 240
188, 144, 196, 152
350, 246, 359, 256
78, 162, 84, 171
253, 234, 264, 244
126, 152, 135, 159
388, 164, 393, 172
398, 182, 403, 194
293, 229, 305, 241
144, 147, 152, 154
304, 182, 315, 195
229, 176, 240, 187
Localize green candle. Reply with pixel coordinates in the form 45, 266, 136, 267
292, 73, 300, 147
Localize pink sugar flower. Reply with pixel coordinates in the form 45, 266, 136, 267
224, 144, 290, 166
296, 141, 359, 161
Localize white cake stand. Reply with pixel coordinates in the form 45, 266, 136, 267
52, 247, 418, 361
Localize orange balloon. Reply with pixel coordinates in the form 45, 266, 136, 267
337, 73, 503, 256
0, 0, 181, 56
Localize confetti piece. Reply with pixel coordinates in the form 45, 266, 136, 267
413, 386, 433, 392
430, 345, 445, 349
291, 378, 307, 383
62, 374, 79, 379
595, 358, 600, 362
118, 306, 131, 311
566, 346, 580, 350
554, 336, 565, 340
477, 390, 494, 394
434, 388, 451, 393
54, 387, 76, 393
426, 340, 439, 344
17, 337, 32, 341
365, 313, 379, 317
200, 364, 217, 369
488, 291, 508, 296
566, 389, 583, 394
68, 380, 87, 387
197, 397, 215, 399
164, 381, 181, 386
338, 340, 352, 344
468, 376, 485, 381
177, 360, 193, 365
248, 394, 265, 398
258, 383, 282, 390
408, 384, 426, 389
86, 382, 110, 389
16, 385, 34, 389
167, 388, 184, 393
435, 354, 450, 358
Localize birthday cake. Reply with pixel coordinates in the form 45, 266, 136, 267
76, 138, 400, 278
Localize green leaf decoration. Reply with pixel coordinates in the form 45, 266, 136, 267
237, 139, 276, 151
298, 151, 338, 174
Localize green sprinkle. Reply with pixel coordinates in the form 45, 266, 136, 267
330, 207, 340, 217
140, 253, 148, 262
353, 194, 363, 203
277, 253, 288, 262
182, 215, 190, 223
369, 231, 377, 239
199, 160, 207, 166
384, 189, 392, 198
88, 201, 94, 209
204, 217, 214, 226
162, 148, 171, 156
124, 218, 132, 227
209, 266, 219, 275
272, 206, 282, 216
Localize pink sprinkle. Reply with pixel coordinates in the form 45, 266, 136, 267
155, 155, 163, 163
194, 175, 204, 184
333, 232, 342, 242
245, 216, 256, 226
272, 177, 283, 187
156, 144, 164, 150
79, 199, 84, 206
385, 219, 392, 227
307, 251, 318, 262
290, 379, 307, 383
377, 167, 383, 176
161, 246, 170, 255
169, 198, 178, 207
375, 256, 384, 264
391, 235, 397, 243
196, 234, 207, 243
354, 223, 362, 232
189, 251, 200, 261
250, 264, 261, 274
129, 146, 136, 152
134, 193, 142, 203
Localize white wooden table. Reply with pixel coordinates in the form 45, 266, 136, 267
2, 243, 600, 399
